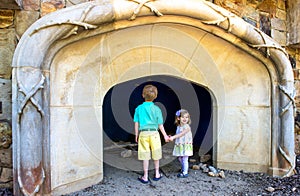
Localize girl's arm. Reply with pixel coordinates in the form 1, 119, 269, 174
135, 122, 139, 143
170, 126, 191, 141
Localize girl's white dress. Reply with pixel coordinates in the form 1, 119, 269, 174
172, 124, 193, 156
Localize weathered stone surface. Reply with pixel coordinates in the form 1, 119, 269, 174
214, 0, 244, 16
0, 79, 12, 121
295, 134, 300, 154
0, 29, 15, 79
271, 18, 286, 31
23, 0, 40, 10
200, 154, 211, 163
15, 10, 39, 39
0, 167, 13, 183
271, 29, 287, 46
41, 0, 64, 16
259, 14, 271, 36
241, 4, 259, 21
0, 121, 12, 149
294, 80, 300, 108
277, 0, 286, 10
257, 0, 276, 17
0, 10, 14, 28
0, 0, 20, 9
276, 8, 286, 20
0, 148, 12, 167
286, 0, 300, 47
120, 149, 132, 158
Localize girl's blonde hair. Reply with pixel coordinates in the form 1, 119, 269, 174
174, 109, 191, 126
142, 84, 158, 101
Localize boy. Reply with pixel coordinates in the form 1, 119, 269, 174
134, 84, 169, 183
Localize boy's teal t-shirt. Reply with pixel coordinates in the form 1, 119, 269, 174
133, 102, 163, 130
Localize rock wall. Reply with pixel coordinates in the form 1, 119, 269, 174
1, 0, 300, 188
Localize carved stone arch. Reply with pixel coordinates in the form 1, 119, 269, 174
12, 0, 295, 195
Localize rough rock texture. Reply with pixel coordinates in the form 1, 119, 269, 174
3, 155, 300, 195
61, 155, 300, 196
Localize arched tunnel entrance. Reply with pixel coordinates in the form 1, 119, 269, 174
102, 75, 213, 168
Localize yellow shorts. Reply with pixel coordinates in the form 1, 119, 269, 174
138, 131, 162, 160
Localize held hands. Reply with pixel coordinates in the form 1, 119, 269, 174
164, 135, 174, 142
165, 135, 173, 142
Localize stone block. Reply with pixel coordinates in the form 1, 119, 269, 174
294, 80, 300, 108
41, 0, 65, 16
0, 122, 12, 150
276, 8, 286, 20
0, 10, 14, 28
0, 149, 12, 167
277, 0, 286, 10
271, 18, 286, 31
293, 69, 299, 80
15, 10, 40, 39
241, 5, 259, 24
0, 0, 20, 9
0, 79, 12, 121
0, 167, 13, 183
0, 29, 15, 79
257, 0, 276, 17
295, 134, 300, 155
214, 0, 243, 16
286, 0, 300, 47
23, 0, 40, 11
271, 29, 287, 46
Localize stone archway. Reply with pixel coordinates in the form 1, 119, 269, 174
12, 0, 295, 195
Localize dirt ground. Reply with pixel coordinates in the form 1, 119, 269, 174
69, 142, 300, 196
2, 148, 300, 196
61, 155, 300, 196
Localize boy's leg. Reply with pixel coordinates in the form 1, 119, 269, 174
154, 159, 160, 178
142, 160, 149, 180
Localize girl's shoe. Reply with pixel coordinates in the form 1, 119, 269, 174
177, 173, 188, 178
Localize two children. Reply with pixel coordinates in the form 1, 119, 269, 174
134, 84, 193, 183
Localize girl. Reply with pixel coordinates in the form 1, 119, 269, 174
169, 109, 193, 178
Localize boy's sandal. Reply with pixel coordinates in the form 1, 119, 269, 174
152, 174, 163, 181
177, 173, 188, 178
138, 177, 149, 184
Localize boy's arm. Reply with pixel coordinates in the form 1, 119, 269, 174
158, 124, 169, 142
135, 122, 139, 143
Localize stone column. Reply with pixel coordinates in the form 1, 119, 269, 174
287, 0, 300, 46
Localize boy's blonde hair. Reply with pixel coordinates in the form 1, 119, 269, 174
142, 84, 158, 101
174, 109, 191, 126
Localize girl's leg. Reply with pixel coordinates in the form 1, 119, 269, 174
178, 156, 183, 166
182, 156, 189, 175
178, 156, 183, 172
154, 159, 160, 178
